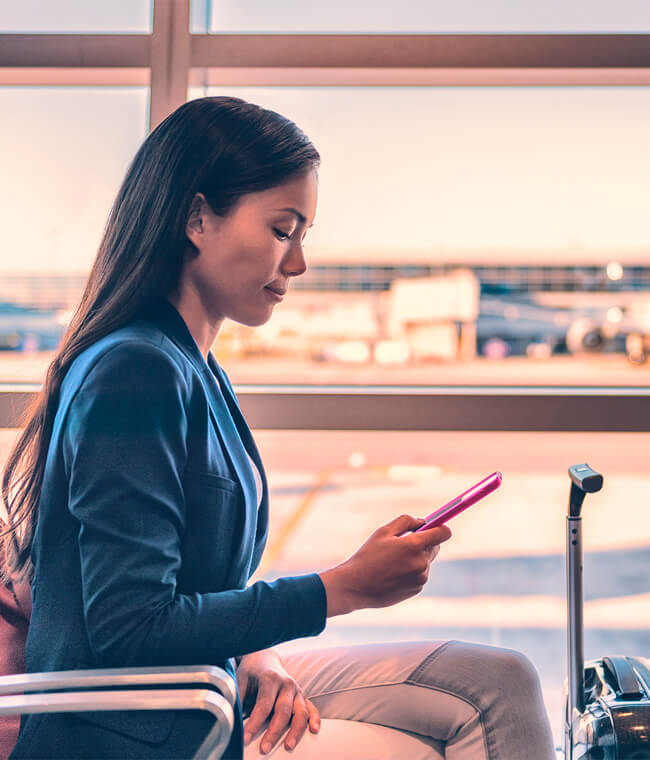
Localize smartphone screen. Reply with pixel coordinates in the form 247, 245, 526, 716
415, 471, 502, 532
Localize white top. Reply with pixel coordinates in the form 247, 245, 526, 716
245, 449, 263, 510
212, 364, 263, 511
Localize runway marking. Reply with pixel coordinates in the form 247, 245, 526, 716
257, 469, 331, 577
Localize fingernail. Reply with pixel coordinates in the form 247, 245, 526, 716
243, 732, 251, 745
286, 738, 296, 750
261, 742, 271, 754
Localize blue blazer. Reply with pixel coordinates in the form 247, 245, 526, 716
11, 299, 326, 759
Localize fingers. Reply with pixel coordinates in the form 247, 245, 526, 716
260, 684, 294, 754
379, 516, 452, 545
306, 699, 321, 734
411, 523, 452, 549
405, 527, 450, 591
260, 684, 300, 754
248, 690, 321, 754
280, 692, 311, 751
245, 677, 313, 754
243, 674, 280, 747
380, 513, 426, 536
279, 696, 320, 752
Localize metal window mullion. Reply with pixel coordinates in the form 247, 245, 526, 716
2, 33, 649, 70
2, 32, 650, 88
1, 389, 650, 431
190, 34, 650, 69
187, 33, 650, 87
0, 33, 150, 85
0, 34, 150, 67
149, 0, 191, 131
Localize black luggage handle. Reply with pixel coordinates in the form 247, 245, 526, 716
568, 464, 603, 517
566, 463, 603, 757
601, 656, 644, 700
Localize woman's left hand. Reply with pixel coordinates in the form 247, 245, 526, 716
236, 648, 321, 754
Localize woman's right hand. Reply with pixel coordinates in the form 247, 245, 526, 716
319, 514, 452, 617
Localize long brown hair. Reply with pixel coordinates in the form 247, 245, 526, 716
0, 96, 320, 582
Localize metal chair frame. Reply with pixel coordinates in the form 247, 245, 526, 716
0, 665, 236, 760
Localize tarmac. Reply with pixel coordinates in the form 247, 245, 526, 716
1, 350, 650, 386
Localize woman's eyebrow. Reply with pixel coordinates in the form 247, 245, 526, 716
274, 207, 314, 228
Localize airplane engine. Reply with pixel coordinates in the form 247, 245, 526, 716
565, 317, 607, 354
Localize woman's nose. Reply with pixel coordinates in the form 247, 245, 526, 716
283, 242, 307, 278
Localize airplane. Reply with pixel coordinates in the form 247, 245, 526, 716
0, 301, 69, 351
476, 287, 626, 359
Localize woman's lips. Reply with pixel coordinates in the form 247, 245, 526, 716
264, 286, 284, 301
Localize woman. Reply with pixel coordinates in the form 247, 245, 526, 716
1, 96, 556, 759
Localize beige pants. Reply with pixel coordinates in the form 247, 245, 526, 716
242, 640, 556, 760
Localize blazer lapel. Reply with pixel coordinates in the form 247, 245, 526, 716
209, 358, 266, 487
144, 300, 258, 525
208, 357, 269, 504
200, 371, 258, 511
209, 355, 270, 568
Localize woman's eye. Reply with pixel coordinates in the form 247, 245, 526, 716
273, 228, 292, 241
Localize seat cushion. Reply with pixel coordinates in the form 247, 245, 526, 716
0, 573, 31, 760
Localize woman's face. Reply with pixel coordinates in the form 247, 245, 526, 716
182, 169, 318, 328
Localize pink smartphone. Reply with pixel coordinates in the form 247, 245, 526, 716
415, 471, 502, 532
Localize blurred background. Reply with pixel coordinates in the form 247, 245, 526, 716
1, 0, 649, 748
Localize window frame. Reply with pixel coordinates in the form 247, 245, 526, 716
1, 0, 649, 431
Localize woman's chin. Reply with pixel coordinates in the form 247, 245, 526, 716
235, 308, 275, 328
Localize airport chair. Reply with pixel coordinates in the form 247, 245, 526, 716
0, 665, 236, 760
1, 554, 235, 759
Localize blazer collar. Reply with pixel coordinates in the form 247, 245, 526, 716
145, 299, 265, 555
144, 298, 211, 377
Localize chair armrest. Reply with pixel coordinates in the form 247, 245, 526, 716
0, 664, 236, 707
0, 687, 234, 760
0, 666, 237, 759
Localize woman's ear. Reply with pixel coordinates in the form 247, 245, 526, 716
185, 192, 206, 250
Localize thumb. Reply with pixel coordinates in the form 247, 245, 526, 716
414, 523, 453, 548
380, 513, 425, 537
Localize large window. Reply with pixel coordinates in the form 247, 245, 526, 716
190, 0, 650, 34
0, 87, 149, 272
185, 85, 650, 386
1, 10, 649, 750
0, 86, 148, 354
2, 15, 649, 387
0, 1, 153, 33
4, 83, 650, 384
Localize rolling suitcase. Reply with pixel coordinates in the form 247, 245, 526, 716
563, 463, 650, 759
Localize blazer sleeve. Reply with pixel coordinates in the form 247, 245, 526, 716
63, 341, 326, 667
